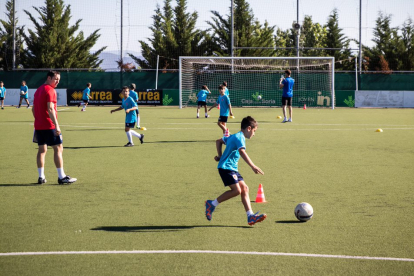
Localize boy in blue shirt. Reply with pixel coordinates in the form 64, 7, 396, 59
205, 116, 266, 226
196, 85, 211, 118
208, 85, 233, 137
17, 80, 30, 108
279, 69, 295, 122
129, 83, 142, 129
78, 83, 92, 111
222, 81, 229, 96
0, 81, 6, 109
110, 86, 144, 147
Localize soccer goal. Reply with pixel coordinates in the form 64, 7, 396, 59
179, 56, 335, 109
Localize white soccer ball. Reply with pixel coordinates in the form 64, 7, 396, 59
257, 95, 262, 100
294, 202, 313, 222
20, 91, 25, 95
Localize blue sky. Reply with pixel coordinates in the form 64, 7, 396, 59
4, 0, 414, 58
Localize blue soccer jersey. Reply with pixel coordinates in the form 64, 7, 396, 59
82, 88, 90, 100
224, 87, 229, 96
122, 96, 138, 123
197, 89, 210, 102
21, 85, 28, 98
282, 77, 295, 97
217, 131, 246, 172
217, 95, 231, 116
129, 90, 139, 103
0, 87, 5, 98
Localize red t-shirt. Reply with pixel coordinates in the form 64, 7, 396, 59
33, 84, 57, 130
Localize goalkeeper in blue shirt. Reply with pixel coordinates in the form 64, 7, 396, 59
205, 116, 267, 226
196, 85, 211, 118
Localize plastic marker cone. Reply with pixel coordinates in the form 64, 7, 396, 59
376, 128, 383, 132
255, 184, 266, 203
230, 115, 235, 119
217, 104, 220, 109
140, 127, 147, 130
303, 104, 307, 109
277, 116, 282, 119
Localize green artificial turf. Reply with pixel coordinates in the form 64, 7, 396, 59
0, 106, 413, 275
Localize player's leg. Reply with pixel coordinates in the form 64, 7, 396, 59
282, 105, 287, 122
1, 99, 3, 109
25, 98, 30, 108
288, 98, 293, 122
197, 104, 200, 118
37, 144, 47, 183
136, 113, 141, 129
130, 126, 144, 144
52, 143, 77, 184
204, 105, 209, 118
17, 97, 22, 108
124, 126, 134, 146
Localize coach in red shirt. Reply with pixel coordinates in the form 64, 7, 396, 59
32, 71, 77, 185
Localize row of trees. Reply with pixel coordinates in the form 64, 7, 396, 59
1, 0, 413, 71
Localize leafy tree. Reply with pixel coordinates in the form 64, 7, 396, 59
130, 0, 214, 70
324, 9, 353, 70
207, 0, 276, 57
22, 0, 106, 69
399, 18, 414, 71
300, 15, 327, 57
274, 27, 295, 57
363, 12, 401, 71
0, 0, 25, 70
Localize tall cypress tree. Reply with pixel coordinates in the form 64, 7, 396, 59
22, 0, 106, 69
0, 0, 25, 70
207, 0, 275, 57
324, 9, 352, 70
130, 0, 214, 70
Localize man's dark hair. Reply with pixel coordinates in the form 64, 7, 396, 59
222, 81, 227, 86
46, 71, 60, 79
218, 84, 225, 90
285, 69, 291, 76
86, 83, 91, 87
202, 85, 207, 90
241, 116, 258, 130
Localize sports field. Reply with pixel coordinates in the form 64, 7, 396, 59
0, 106, 413, 275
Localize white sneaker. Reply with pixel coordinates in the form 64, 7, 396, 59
282, 118, 288, 123
288, 118, 292, 122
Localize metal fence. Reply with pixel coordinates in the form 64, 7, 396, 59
1, 0, 413, 72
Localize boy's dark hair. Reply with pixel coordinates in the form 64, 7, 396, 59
0, 81, 3, 84
241, 116, 258, 130
285, 69, 291, 76
130, 83, 136, 90
222, 81, 227, 86
122, 86, 129, 91
218, 84, 225, 90
46, 71, 60, 79
86, 83, 91, 87
202, 85, 207, 90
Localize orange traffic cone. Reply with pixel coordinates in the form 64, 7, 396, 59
217, 104, 220, 109
255, 184, 266, 203
303, 104, 307, 109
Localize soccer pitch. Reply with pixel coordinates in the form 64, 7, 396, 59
0, 106, 413, 275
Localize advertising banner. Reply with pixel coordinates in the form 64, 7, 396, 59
67, 89, 163, 106
3, 89, 67, 106
355, 90, 414, 108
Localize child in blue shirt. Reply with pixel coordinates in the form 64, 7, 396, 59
78, 83, 92, 111
208, 85, 233, 137
17, 80, 30, 108
196, 85, 211, 118
279, 69, 295, 122
110, 86, 144, 147
0, 81, 6, 109
205, 116, 266, 226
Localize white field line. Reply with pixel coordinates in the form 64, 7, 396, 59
0, 250, 413, 262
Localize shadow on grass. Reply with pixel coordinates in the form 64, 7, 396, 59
0, 183, 42, 187
276, 220, 306, 224
91, 225, 251, 232
65, 146, 123, 149
146, 140, 212, 144
66, 129, 119, 132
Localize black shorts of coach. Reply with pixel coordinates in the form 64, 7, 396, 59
281, 97, 292, 106
198, 101, 207, 107
35, 129, 63, 146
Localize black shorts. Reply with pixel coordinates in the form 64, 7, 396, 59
282, 97, 292, 106
125, 122, 136, 128
35, 129, 63, 146
218, 116, 228, 123
0, 97, 4, 100
198, 101, 207, 107
82, 99, 89, 103
218, 168, 244, 186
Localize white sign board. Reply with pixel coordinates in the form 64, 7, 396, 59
3, 89, 67, 106
355, 91, 414, 108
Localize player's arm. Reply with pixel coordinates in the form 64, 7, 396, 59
239, 148, 264, 175
279, 77, 285, 89
208, 103, 217, 111
206, 87, 211, 93
125, 106, 137, 113
214, 138, 224, 162
110, 106, 123, 113
228, 103, 233, 116
47, 101, 60, 135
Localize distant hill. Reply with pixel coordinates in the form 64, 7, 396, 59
98, 51, 143, 71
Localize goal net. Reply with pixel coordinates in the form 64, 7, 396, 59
179, 57, 335, 109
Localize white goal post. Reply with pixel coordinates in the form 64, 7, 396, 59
179, 56, 335, 109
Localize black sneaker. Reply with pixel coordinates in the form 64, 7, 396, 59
124, 142, 134, 147
58, 175, 77, 185
139, 134, 145, 144
37, 177, 47, 184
